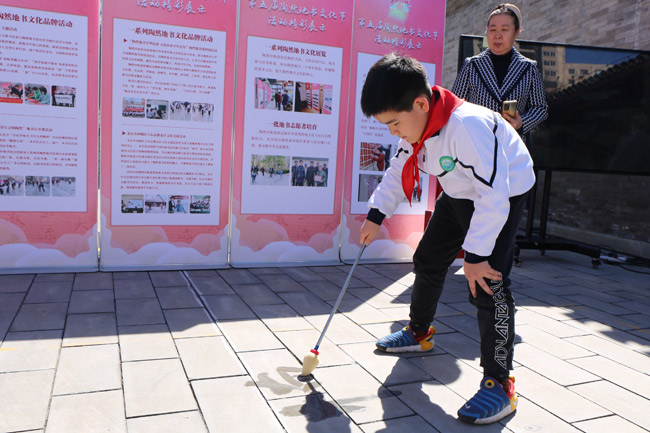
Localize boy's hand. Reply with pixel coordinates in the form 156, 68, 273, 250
463, 261, 502, 298
360, 220, 380, 245
502, 111, 522, 130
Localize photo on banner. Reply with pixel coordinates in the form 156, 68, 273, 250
0, 1, 99, 273
99, 0, 236, 270
341, 0, 447, 262
229, 1, 354, 266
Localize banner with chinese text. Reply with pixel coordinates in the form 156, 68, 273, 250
230, 1, 354, 266
0, 0, 100, 273
99, 0, 236, 270
341, 0, 447, 262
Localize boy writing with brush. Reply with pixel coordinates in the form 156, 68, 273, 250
359, 53, 534, 424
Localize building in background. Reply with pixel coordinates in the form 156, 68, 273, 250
444, 0, 650, 259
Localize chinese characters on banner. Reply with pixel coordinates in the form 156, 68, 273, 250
241, 37, 341, 215
342, 0, 447, 261
99, 0, 236, 269
111, 19, 226, 226
0, 1, 98, 272
230, 0, 353, 266
0, 6, 87, 212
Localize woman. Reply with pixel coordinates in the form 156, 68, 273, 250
452, 3, 547, 136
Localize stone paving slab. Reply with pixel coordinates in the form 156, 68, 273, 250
304, 313, 377, 345
568, 354, 650, 398
573, 415, 649, 433
175, 335, 246, 379
0, 274, 34, 293
118, 323, 177, 361
46, 390, 127, 433
192, 376, 285, 432
218, 318, 284, 352
504, 396, 582, 433
122, 358, 197, 417
513, 342, 599, 386
11, 302, 68, 331
390, 380, 507, 433
116, 298, 165, 326
148, 271, 187, 287
569, 380, 650, 431
68, 289, 115, 314
515, 323, 592, 358
24, 281, 72, 303
514, 366, 612, 423
1, 250, 649, 432
258, 273, 308, 292
126, 411, 208, 433
0, 330, 62, 372
239, 348, 321, 400
0, 317, 11, 341
230, 283, 285, 305
274, 329, 354, 368
250, 303, 314, 332
565, 334, 650, 374
154, 286, 202, 309
269, 393, 364, 433
311, 364, 413, 424
202, 293, 256, 320
163, 307, 221, 338
0, 369, 54, 432
52, 344, 121, 395
113, 278, 156, 299
62, 312, 117, 346
338, 342, 433, 386
187, 275, 235, 295
0, 292, 25, 317
359, 415, 438, 433
72, 272, 113, 291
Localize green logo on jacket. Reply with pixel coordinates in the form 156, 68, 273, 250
439, 156, 455, 172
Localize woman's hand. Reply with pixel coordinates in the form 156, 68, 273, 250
502, 110, 522, 131
360, 220, 380, 245
463, 261, 502, 298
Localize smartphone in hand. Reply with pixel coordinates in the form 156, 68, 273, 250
502, 100, 518, 117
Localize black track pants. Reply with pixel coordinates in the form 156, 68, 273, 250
410, 191, 528, 381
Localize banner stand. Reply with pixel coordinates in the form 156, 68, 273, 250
99, 263, 229, 272
0, 265, 99, 275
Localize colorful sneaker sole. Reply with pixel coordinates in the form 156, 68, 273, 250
458, 397, 517, 424
376, 340, 434, 353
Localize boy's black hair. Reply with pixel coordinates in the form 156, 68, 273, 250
360, 53, 432, 117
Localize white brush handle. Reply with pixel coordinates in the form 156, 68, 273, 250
314, 243, 366, 351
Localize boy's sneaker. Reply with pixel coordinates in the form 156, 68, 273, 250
375, 325, 435, 353
457, 376, 518, 424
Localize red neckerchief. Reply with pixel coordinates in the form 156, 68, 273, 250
402, 86, 464, 205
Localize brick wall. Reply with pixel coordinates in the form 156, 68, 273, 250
443, 0, 650, 258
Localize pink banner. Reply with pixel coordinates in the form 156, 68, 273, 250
99, 0, 236, 269
0, 0, 100, 272
341, 0, 447, 261
230, 1, 354, 266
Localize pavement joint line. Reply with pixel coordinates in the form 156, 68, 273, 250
180, 270, 292, 429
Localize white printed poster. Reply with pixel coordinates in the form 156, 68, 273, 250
0, 5, 87, 212
350, 51, 435, 215
111, 18, 226, 225
240, 36, 342, 215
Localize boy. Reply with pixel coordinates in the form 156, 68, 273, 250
359, 53, 535, 424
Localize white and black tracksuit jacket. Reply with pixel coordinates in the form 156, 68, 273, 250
367, 101, 535, 260
451, 47, 548, 135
